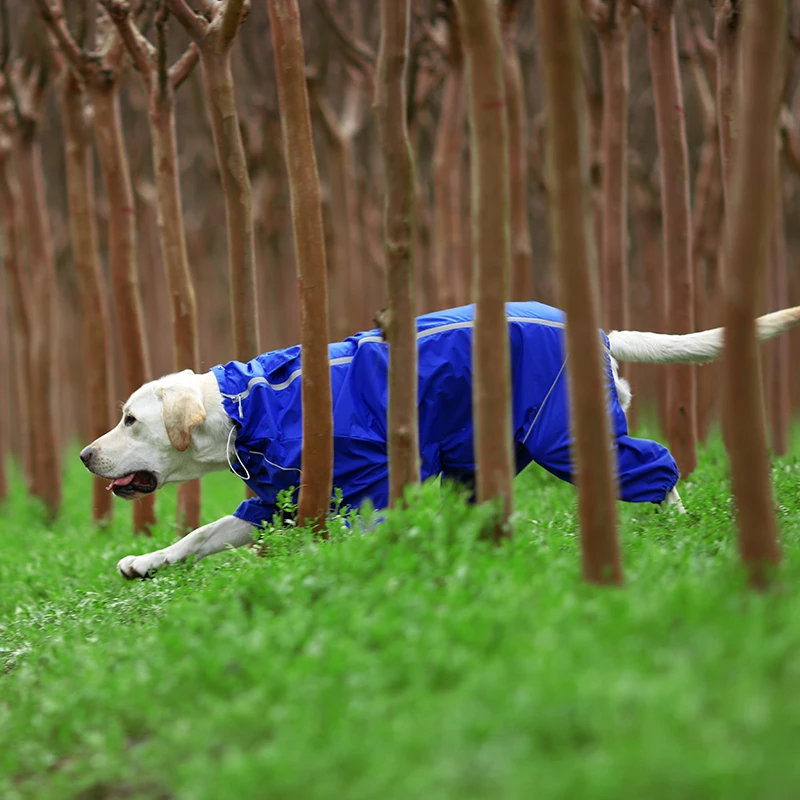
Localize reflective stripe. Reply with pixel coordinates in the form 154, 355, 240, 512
220, 315, 588, 402
245, 450, 303, 475
221, 355, 354, 404
521, 356, 569, 445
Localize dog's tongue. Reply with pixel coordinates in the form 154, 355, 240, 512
107, 473, 135, 491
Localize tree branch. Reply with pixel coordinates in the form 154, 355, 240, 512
0, 0, 10, 71
607, 0, 619, 28
339, 66, 368, 139
155, 0, 168, 93
165, 0, 208, 41
168, 40, 197, 89
75, 0, 91, 47
779, 104, 800, 175
32, 0, 90, 78
99, 0, 155, 81
307, 76, 343, 143
218, 0, 247, 51
313, 0, 376, 67
0, 0, 23, 129
679, 7, 714, 127
687, 6, 717, 85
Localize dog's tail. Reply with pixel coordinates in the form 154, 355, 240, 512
607, 305, 800, 364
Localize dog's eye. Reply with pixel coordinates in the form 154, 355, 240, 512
124, 414, 137, 427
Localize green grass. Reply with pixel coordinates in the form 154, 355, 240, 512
4, 433, 800, 799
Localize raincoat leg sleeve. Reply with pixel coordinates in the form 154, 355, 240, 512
520, 359, 680, 504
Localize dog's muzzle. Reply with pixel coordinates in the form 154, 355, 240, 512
79, 447, 159, 499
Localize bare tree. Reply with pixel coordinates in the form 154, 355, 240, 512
58, 66, 115, 524
538, 0, 622, 585
0, 132, 33, 489
721, 0, 784, 589
761, 29, 799, 457
715, 0, 740, 206
102, 0, 202, 532
268, 0, 333, 532
641, 0, 697, 478
375, 0, 419, 503
35, 0, 156, 532
167, 0, 259, 365
766, 162, 789, 455
0, 278, 6, 501
2, 56, 61, 519
433, 2, 466, 311
310, 0, 373, 339
585, 0, 633, 333
683, 11, 722, 442
500, 0, 533, 302
455, 0, 514, 539
629, 157, 666, 433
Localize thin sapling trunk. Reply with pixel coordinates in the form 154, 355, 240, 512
500, 0, 534, 302
644, 0, 697, 478
720, 0, 784, 589
455, 0, 514, 539
375, 0, 420, 504
60, 70, 115, 523
538, 0, 622, 585
36, 0, 157, 532
268, 0, 334, 532
104, 0, 202, 532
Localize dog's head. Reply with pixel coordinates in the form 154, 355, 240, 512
79, 370, 212, 499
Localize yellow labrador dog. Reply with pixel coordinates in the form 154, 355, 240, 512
80, 303, 800, 580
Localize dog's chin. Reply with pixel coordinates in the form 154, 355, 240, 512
107, 471, 159, 500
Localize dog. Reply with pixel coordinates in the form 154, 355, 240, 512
79, 301, 800, 580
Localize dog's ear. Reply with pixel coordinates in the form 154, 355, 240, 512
160, 385, 207, 452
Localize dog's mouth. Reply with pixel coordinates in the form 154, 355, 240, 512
106, 471, 158, 499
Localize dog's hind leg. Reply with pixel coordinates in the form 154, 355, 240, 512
659, 486, 686, 514
116, 515, 257, 579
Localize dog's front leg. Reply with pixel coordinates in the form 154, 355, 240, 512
117, 515, 256, 579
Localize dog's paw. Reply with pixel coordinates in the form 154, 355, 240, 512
117, 555, 158, 580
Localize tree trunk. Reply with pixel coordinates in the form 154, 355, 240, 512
598, 12, 631, 333
0, 260, 7, 500
200, 49, 260, 364
268, 0, 334, 533
311, 78, 366, 339
500, 0, 533, 302
691, 122, 722, 443
320, 133, 359, 338
715, 1, 740, 209
538, 0, 622, 585
708, 1, 742, 444
645, 0, 697, 478
0, 147, 34, 488
644, 209, 667, 432
375, 0, 420, 505
90, 84, 155, 534
150, 89, 202, 532
61, 72, 115, 524
433, 17, 466, 312
630, 185, 667, 434
456, 0, 514, 539
14, 130, 61, 520
721, 0, 783, 590
765, 153, 790, 456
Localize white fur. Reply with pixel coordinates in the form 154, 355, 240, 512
116, 515, 255, 578
84, 304, 800, 579
607, 306, 800, 364
85, 370, 232, 489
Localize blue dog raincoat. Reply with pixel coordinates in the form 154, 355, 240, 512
211, 302, 679, 528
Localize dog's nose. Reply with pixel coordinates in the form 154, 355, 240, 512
79, 446, 93, 467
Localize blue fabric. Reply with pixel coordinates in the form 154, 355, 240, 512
211, 302, 679, 528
